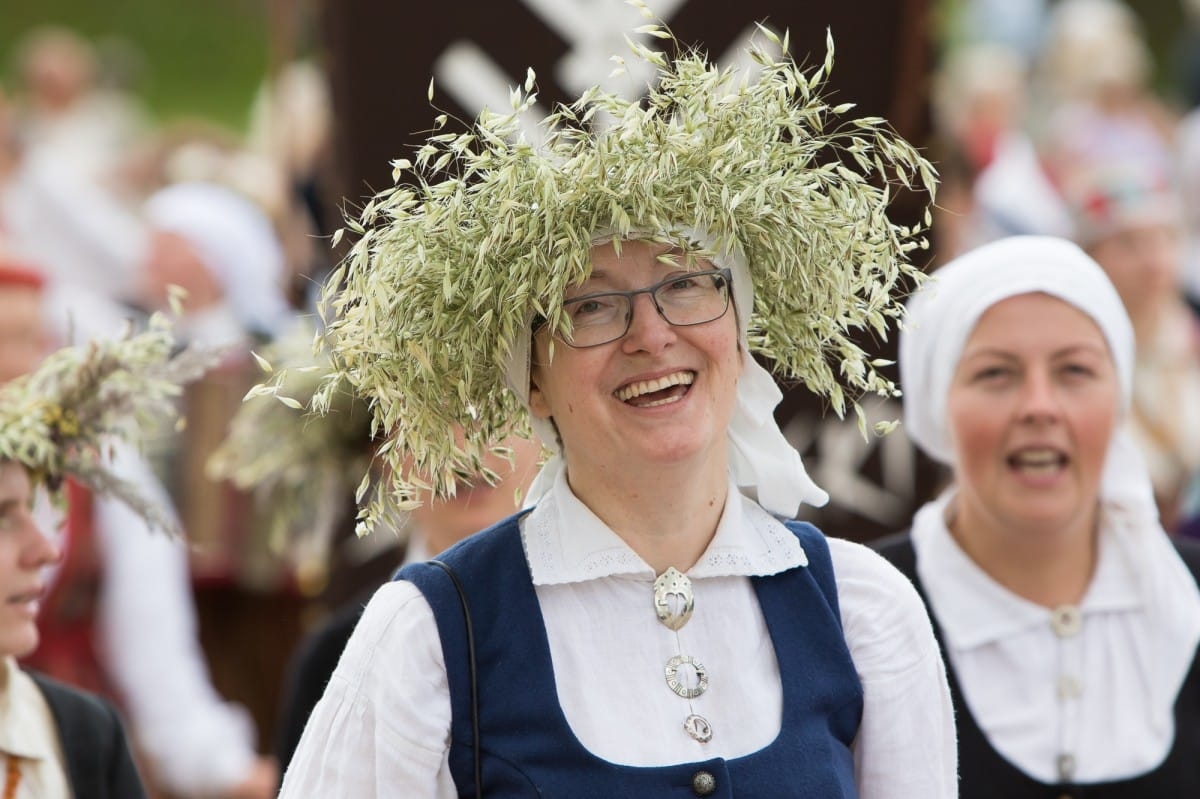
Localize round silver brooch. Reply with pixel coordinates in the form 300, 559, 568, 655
665, 654, 709, 699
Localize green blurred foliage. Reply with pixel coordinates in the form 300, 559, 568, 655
1, 0, 269, 131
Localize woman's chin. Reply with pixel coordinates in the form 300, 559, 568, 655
0, 628, 39, 660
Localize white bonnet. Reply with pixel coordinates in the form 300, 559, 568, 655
144, 181, 291, 337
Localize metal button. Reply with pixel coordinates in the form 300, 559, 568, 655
1050, 605, 1082, 638
1057, 675, 1082, 700
692, 770, 716, 796
1057, 752, 1076, 781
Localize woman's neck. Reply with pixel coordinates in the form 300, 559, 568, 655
565, 453, 729, 574
947, 497, 1100, 608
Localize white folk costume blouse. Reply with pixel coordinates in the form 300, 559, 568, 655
912, 488, 1200, 783
0, 658, 71, 799
279, 472, 956, 798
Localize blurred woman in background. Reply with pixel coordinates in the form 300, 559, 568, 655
878, 235, 1200, 797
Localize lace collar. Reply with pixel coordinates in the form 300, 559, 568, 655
523, 468, 808, 586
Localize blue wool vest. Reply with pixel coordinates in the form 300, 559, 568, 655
398, 512, 863, 798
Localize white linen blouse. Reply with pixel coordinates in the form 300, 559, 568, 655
912, 489, 1200, 783
0, 657, 71, 799
279, 473, 957, 798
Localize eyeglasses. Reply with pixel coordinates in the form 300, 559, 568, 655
550, 268, 733, 348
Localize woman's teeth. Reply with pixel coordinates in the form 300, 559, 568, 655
615, 371, 695, 404
1010, 448, 1064, 474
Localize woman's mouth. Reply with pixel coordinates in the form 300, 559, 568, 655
7, 587, 43, 616
615, 370, 695, 407
1007, 447, 1067, 476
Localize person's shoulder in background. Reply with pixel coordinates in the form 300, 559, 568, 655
28, 670, 148, 799
274, 586, 379, 770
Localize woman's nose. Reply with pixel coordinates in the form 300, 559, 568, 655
1017, 370, 1061, 422
621, 292, 676, 353
22, 519, 62, 568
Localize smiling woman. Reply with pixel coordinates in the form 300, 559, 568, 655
277, 12, 955, 799
947, 293, 1121, 571
878, 234, 1200, 798
525, 242, 743, 569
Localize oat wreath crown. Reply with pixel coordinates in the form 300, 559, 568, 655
308, 4, 936, 535
0, 314, 216, 534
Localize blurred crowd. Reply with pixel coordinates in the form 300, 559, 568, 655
932, 0, 1200, 534
4, 0, 1200, 796
0, 21, 336, 799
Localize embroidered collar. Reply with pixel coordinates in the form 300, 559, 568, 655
523, 468, 807, 586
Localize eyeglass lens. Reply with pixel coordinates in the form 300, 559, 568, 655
561, 269, 731, 348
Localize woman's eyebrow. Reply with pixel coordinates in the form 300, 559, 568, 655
1050, 342, 1109, 359
570, 270, 618, 292
958, 348, 1018, 362
959, 342, 1109, 362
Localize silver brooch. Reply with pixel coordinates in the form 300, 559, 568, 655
665, 654, 709, 699
683, 714, 713, 743
653, 567, 694, 631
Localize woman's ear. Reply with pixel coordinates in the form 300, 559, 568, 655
528, 368, 552, 420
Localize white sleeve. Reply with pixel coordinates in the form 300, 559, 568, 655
94, 444, 259, 796
278, 580, 457, 798
829, 538, 958, 799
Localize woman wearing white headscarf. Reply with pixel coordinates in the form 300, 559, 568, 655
877, 234, 1200, 797
279, 20, 955, 799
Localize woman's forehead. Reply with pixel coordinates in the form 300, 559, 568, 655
0, 461, 31, 502
578, 241, 712, 287
963, 292, 1109, 353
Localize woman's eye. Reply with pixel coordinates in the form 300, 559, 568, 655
664, 276, 703, 293
569, 297, 617, 322
1061, 363, 1095, 378
975, 367, 1007, 380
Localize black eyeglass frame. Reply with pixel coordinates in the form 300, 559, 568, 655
536, 267, 734, 349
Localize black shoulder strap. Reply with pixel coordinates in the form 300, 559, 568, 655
427, 559, 483, 799
870, 530, 917, 582
1170, 534, 1200, 585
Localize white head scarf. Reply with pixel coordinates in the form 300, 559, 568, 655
504, 236, 828, 518
900, 234, 1151, 516
144, 182, 292, 338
